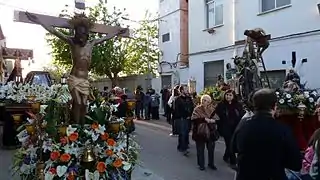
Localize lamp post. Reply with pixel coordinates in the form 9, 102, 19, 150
121, 17, 165, 89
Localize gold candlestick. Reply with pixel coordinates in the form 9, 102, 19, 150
36, 162, 45, 180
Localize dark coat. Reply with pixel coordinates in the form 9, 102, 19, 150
192, 117, 217, 142
232, 111, 302, 180
216, 101, 244, 137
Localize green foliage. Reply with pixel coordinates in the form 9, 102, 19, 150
200, 86, 224, 101
42, 63, 68, 82
124, 11, 160, 75
46, 0, 159, 86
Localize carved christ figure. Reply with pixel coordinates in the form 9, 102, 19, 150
244, 28, 270, 59
25, 12, 126, 125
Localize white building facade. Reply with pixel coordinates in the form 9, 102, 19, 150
158, 0, 189, 88
189, 0, 320, 92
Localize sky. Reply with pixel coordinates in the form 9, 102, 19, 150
0, 0, 158, 75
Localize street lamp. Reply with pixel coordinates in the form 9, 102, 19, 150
121, 17, 165, 89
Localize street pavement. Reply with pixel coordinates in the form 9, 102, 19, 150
0, 118, 235, 180
132, 118, 235, 180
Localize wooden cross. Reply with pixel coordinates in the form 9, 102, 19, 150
2, 47, 33, 60
14, 11, 130, 37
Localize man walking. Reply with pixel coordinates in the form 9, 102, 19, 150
232, 88, 301, 180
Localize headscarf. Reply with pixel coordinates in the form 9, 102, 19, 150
191, 103, 215, 120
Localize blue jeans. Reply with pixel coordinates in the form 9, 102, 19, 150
144, 105, 150, 119
177, 118, 189, 152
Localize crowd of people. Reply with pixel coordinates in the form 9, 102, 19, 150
101, 84, 320, 179
101, 85, 161, 121
162, 85, 320, 180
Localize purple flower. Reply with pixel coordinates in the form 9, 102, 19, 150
23, 156, 31, 165
68, 166, 78, 173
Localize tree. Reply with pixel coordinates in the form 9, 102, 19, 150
46, 0, 131, 86
124, 11, 160, 75
42, 64, 67, 82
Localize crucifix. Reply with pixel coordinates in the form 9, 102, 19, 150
0, 24, 33, 83
14, 4, 130, 125
1, 47, 33, 83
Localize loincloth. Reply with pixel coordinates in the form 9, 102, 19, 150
67, 75, 90, 104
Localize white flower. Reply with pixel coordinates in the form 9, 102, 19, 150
90, 104, 97, 111
95, 125, 106, 135
275, 91, 280, 95
56, 165, 68, 177
66, 125, 77, 136
110, 104, 119, 112
20, 164, 31, 174
17, 130, 29, 143
122, 161, 132, 171
85, 169, 99, 180
91, 133, 99, 142
279, 99, 285, 104
40, 105, 48, 114
304, 91, 310, 98
45, 172, 55, 180
287, 99, 292, 103
286, 94, 292, 99
27, 118, 35, 124
42, 139, 53, 152
309, 98, 314, 103
312, 91, 318, 96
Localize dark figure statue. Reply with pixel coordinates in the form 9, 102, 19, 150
285, 69, 301, 86
25, 12, 126, 125
244, 28, 270, 59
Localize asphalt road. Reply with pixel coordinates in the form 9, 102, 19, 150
0, 120, 235, 180
133, 120, 235, 180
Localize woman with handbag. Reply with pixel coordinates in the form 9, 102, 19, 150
191, 94, 219, 171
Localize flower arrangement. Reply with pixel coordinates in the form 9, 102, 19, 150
12, 99, 140, 180
275, 89, 319, 115
0, 82, 71, 104
200, 86, 224, 102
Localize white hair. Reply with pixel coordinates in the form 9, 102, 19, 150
200, 94, 212, 105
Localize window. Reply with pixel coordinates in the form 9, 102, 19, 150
162, 33, 170, 43
206, 0, 223, 28
261, 70, 286, 88
261, 0, 291, 12
204, 60, 224, 87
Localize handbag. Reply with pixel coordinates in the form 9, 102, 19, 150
197, 123, 211, 140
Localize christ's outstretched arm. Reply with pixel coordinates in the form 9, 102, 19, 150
91, 28, 127, 46
25, 12, 72, 44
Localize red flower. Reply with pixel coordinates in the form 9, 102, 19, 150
50, 151, 60, 161
69, 132, 79, 142
60, 153, 71, 162
49, 168, 57, 174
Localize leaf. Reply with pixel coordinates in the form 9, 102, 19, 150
16, 124, 25, 132
85, 115, 94, 121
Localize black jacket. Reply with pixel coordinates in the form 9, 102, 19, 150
172, 95, 194, 119
232, 112, 302, 180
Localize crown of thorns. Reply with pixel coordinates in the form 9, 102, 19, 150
68, 13, 94, 29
